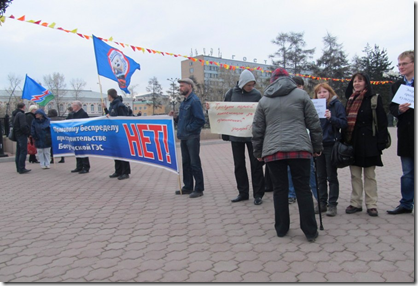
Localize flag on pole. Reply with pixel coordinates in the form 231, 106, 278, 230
21, 75, 55, 106
92, 35, 140, 94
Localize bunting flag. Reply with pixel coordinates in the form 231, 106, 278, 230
21, 75, 55, 106
4, 14, 394, 85
92, 35, 140, 94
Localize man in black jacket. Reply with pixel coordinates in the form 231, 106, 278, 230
12, 103, 31, 174
70, 101, 91, 174
103, 89, 131, 180
387, 50, 414, 215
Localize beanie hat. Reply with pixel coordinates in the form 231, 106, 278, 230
28, 105, 38, 112
270, 68, 289, 83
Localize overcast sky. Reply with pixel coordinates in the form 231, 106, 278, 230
1, 0, 415, 96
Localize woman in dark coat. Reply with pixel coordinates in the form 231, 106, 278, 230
31, 109, 52, 169
25, 105, 38, 163
344, 72, 388, 217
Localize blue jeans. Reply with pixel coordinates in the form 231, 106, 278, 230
400, 156, 414, 209
15, 135, 28, 172
315, 146, 338, 206
181, 137, 204, 192
288, 158, 318, 200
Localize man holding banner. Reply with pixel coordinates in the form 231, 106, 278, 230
222, 70, 265, 205
106, 88, 131, 180
169, 78, 205, 198
387, 50, 415, 215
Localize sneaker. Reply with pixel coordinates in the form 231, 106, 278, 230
314, 203, 327, 214
45, 166, 50, 169
345, 205, 362, 214
326, 205, 337, 217
288, 197, 296, 204
367, 208, 378, 217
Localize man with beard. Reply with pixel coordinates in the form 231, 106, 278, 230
169, 78, 205, 198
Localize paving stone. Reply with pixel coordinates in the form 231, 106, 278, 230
297, 271, 327, 282
382, 270, 414, 282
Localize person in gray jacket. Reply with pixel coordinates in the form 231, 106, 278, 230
224, 70, 265, 205
252, 68, 323, 242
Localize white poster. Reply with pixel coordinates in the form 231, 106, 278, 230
208, 102, 258, 137
311, 98, 326, 118
392, 84, 414, 109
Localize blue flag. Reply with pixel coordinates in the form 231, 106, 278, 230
93, 35, 140, 94
21, 75, 55, 107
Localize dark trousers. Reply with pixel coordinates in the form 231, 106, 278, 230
76, 157, 90, 171
181, 137, 204, 192
115, 160, 130, 175
231, 141, 265, 199
316, 145, 339, 206
15, 135, 28, 172
267, 159, 317, 238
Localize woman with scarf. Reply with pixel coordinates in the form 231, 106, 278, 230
344, 73, 388, 217
31, 109, 52, 169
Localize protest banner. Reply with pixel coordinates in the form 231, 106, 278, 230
207, 102, 257, 137
50, 116, 178, 174
311, 98, 326, 118
391, 84, 414, 109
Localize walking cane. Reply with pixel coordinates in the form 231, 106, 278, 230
313, 157, 324, 230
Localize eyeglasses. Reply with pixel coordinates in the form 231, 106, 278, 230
397, 62, 413, 67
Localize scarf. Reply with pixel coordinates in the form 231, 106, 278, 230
344, 89, 367, 143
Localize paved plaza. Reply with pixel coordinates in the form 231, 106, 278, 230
0, 127, 414, 282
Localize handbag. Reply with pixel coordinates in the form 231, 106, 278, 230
331, 140, 355, 168
27, 138, 37, 155
8, 127, 16, 142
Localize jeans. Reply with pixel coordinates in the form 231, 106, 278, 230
315, 145, 339, 206
231, 141, 265, 199
37, 148, 51, 168
114, 160, 130, 175
181, 137, 204, 192
76, 157, 90, 171
15, 135, 28, 172
268, 159, 318, 238
400, 156, 414, 209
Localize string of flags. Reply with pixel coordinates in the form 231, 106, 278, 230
2, 15, 394, 85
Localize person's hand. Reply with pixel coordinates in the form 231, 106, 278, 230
101, 102, 106, 109
325, 109, 331, 120
313, 152, 322, 157
257, 158, 263, 162
205, 102, 210, 110
106, 114, 110, 118
399, 103, 411, 113
168, 110, 174, 116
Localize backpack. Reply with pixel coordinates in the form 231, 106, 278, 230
371, 94, 391, 149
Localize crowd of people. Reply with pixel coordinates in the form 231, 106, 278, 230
9, 50, 414, 242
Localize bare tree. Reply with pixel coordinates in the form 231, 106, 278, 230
145, 77, 163, 115
4, 73, 23, 116
70, 78, 86, 100
166, 78, 181, 112
43, 72, 67, 117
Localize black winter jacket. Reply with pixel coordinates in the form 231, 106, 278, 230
12, 109, 30, 137
389, 79, 414, 157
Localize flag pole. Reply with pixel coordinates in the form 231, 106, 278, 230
98, 75, 104, 115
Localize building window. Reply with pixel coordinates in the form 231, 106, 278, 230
143, 113, 147, 116
59, 104, 64, 113
189, 62, 193, 66
190, 68, 194, 73
91, 104, 94, 112
83, 104, 87, 110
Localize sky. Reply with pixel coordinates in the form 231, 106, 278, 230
1, 0, 415, 96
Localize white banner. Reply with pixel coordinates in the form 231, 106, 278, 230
208, 102, 258, 137
311, 98, 326, 118
392, 84, 414, 109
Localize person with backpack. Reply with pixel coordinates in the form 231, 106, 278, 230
12, 103, 31, 174
313, 83, 347, 217
344, 72, 389, 217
